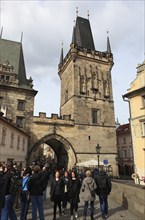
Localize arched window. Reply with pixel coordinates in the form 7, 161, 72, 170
1, 127, 7, 145
17, 135, 20, 150
10, 132, 14, 148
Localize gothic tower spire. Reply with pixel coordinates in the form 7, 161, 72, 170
59, 42, 64, 65
107, 35, 111, 53
71, 26, 76, 45
71, 16, 95, 50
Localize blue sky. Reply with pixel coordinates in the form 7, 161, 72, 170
0, 0, 144, 124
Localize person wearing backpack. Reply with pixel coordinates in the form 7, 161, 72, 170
20, 167, 32, 220
1, 163, 18, 220
95, 168, 112, 220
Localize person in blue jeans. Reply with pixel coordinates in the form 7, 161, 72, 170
1, 163, 18, 220
95, 169, 112, 220
27, 165, 45, 220
20, 167, 32, 220
2, 195, 17, 220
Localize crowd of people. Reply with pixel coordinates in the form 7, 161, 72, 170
0, 161, 112, 220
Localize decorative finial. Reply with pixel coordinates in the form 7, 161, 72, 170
62, 40, 63, 47
107, 30, 109, 36
87, 10, 90, 20
0, 27, 3, 39
20, 32, 23, 43
76, 7, 78, 17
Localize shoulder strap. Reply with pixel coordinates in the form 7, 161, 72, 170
87, 183, 91, 191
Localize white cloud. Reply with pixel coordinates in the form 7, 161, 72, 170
1, 0, 144, 123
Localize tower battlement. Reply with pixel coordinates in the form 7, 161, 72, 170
33, 112, 75, 126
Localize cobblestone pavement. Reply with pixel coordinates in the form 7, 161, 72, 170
16, 188, 142, 220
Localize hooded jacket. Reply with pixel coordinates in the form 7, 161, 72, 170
27, 172, 44, 196
81, 176, 97, 201
95, 171, 112, 196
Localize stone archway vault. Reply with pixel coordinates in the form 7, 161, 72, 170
28, 133, 77, 170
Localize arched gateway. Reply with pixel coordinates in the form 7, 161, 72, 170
27, 132, 77, 170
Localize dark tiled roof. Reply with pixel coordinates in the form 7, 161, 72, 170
72, 16, 95, 50
116, 123, 130, 135
0, 38, 31, 88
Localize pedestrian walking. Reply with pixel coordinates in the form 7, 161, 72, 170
13, 164, 22, 209
41, 166, 49, 201
0, 165, 5, 220
67, 170, 81, 220
81, 170, 97, 220
27, 165, 45, 220
62, 171, 70, 214
1, 163, 18, 220
95, 168, 112, 220
50, 170, 64, 220
20, 167, 32, 220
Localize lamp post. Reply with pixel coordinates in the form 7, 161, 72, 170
96, 144, 101, 169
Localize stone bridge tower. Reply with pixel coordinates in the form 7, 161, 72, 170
29, 16, 117, 174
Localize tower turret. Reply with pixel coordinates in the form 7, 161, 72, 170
58, 16, 114, 126
107, 36, 111, 54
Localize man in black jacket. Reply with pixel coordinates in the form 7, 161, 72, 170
0, 166, 5, 219
1, 163, 18, 220
27, 165, 45, 220
95, 169, 112, 220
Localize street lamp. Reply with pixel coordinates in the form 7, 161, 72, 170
96, 143, 101, 169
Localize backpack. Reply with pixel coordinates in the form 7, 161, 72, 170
9, 174, 22, 195
100, 177, 107, 189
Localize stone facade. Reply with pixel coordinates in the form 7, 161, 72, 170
123, 60, 145, 184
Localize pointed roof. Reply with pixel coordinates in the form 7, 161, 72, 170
0, 39, 27, 84
71, 26, 76, 44
0, 38, 37, 92
107, 36, 111, 53
72, 16, 95, 50
59, 46, 64, 65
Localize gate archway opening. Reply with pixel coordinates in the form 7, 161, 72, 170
28, 134, 76, 170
